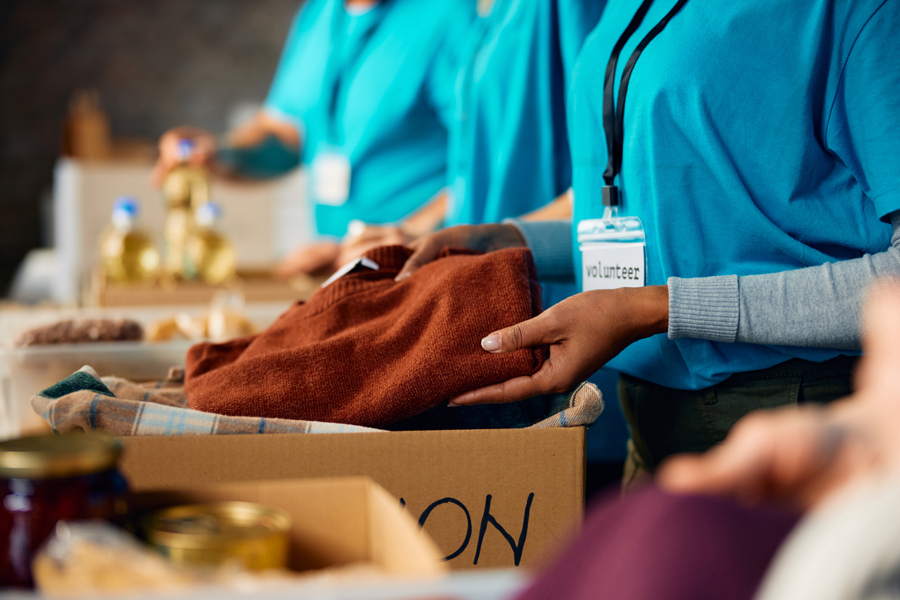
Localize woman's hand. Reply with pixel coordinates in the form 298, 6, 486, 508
152, 126, 217, 187
449, 286, 670, 406
395, 223, 527, 281
153, 112, 301, 187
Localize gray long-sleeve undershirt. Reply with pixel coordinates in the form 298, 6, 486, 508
510, 213, 900, 350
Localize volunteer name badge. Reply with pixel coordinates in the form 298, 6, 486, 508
577, 217, 646, 292
313, 149, 351, 206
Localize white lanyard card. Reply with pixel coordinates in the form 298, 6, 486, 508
312, 148, 352, 206
577, 217, 646, 292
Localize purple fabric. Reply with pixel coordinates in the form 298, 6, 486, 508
519, 487, 799, 600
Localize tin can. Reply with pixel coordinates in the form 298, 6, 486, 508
143, 501, 291, 570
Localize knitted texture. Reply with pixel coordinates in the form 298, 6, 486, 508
185, 246, 547, 428
668, 275, 740, 343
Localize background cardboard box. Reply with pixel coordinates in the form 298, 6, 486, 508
52, 159, 311, 305
121, 428, 585, 571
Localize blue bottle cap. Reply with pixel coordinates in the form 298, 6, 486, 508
113, 196, 139, 217
176, 138, 196, 162
196, 201, 223, 227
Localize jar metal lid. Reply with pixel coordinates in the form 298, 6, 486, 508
0, 434, 122, 480
144, 501, 291, 550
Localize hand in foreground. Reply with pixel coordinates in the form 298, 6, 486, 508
448, 286, 670, 406
658, 405, 874, 511
659, 280, 900, 511
395, 224, 527, 282
152, 126, 217, 187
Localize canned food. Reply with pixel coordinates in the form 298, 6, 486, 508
143, 501, 291, 571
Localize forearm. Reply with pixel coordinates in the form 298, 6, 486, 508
668, 212, 900, 349
214, 110, 302, 180
521, 189, 573, 222
401, 191, 448, 237
505, 219, 576, 282
735, 244, 900, 348
214, 135, 301, 180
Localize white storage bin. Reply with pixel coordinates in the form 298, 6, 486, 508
2, 340, 193, 439
0, 302, 290, 440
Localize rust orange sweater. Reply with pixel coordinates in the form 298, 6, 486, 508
184, 246, 547, 428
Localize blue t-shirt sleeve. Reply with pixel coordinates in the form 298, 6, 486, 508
826, 0, 900, 220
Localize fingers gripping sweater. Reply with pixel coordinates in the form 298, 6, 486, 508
185, 246, 547, 428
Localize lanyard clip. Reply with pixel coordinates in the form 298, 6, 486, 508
602, 185, 619, 223
602, 186, 619, 208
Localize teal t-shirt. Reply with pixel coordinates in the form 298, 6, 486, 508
442, 0, 626, 462
265, 0, 473, 237
570, 0, 900, 390
445, 0, 605, 227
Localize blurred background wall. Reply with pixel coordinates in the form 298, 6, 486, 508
0, 0, 301, 295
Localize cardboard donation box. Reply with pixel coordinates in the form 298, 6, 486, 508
133, 477, 444, 576
122, 428, 585, 570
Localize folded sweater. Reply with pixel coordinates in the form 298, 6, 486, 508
185, 246, 547, 428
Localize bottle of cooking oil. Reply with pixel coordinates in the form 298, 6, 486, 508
186, 202, 237, 285
162, 139, 209, 279
99, 196, 159, 284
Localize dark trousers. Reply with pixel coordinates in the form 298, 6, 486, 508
619, 355, 858, 478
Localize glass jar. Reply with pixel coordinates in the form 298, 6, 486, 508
0, 434, 127, 588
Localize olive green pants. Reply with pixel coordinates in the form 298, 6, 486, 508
619, 355, 858, 490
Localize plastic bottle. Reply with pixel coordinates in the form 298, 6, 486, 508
186, 202, 237, 285
99, 197, 159, 284
162, 139, 209, 279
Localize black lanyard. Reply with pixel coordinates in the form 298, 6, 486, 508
601, 0, 690, 208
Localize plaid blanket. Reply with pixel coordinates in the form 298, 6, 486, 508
32, 366, 602, 437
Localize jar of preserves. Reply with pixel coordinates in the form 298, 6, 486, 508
0, 434, 127, 588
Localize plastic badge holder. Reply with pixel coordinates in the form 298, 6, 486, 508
577, 215, 647, 292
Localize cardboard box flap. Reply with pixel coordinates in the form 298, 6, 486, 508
366, 481, 443, 575
132, 477, 444, 575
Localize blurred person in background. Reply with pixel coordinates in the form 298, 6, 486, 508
519, 280, 900, 600
332, 0, 608, 258
153, 0, 473, 275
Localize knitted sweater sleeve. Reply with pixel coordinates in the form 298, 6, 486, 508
668, 212, 900, 350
